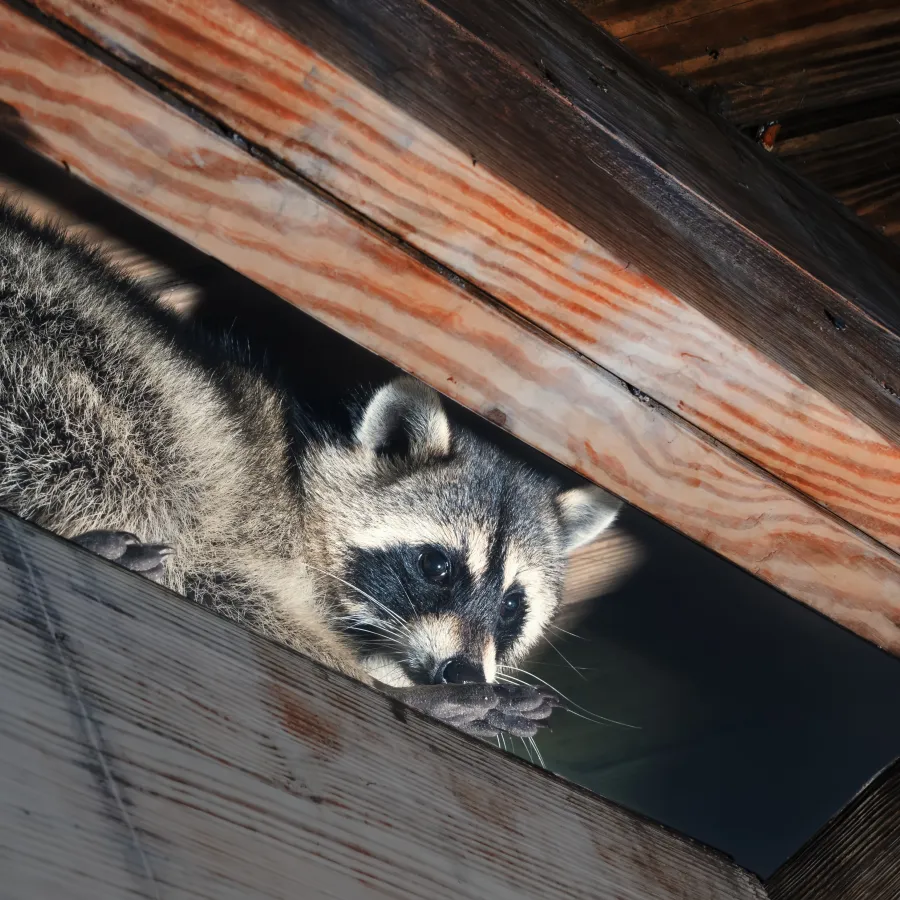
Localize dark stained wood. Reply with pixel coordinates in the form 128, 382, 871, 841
766, 756, 900, 900
0, 507, 772, 899
570, 0, 738, 40
179, 0, 900, 454
572, 0, 900, 239
777, 115, 900, 239
612, 0, 900, 125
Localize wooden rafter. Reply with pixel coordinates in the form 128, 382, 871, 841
230, 0, 900, 452
2, 0, 900, 651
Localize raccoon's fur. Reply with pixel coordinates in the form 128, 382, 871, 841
0, 201, 620, 736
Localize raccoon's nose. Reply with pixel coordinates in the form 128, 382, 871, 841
436, 657, 486, 685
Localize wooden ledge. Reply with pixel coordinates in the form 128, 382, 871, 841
0, 508, 769, 899
2, 1, 900, 651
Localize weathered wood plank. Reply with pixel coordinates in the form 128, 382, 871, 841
214, 0, 900, 455
26, 0, 900, 559
0, 509, 770, 899
0, 587, 153, 899
766, 756, 900, 900
3, 3, 900, 651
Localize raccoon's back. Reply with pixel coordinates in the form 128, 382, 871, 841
0, 201, 223, 541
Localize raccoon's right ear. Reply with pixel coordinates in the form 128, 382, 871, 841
556, 484, 622, 553
355, 377, 452, 460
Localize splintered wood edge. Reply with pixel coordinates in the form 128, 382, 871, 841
2, 5, 900, 654
0, 508, 769, 899
29, 0, 900, 561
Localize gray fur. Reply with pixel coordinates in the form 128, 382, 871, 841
0, 200, 620, 736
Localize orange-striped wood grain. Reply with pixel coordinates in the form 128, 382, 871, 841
2, 6, 900, 650
30, 0, 900, 560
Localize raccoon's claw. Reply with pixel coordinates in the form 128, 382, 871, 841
72, 529, 174, 585
494, 683, 561, 716
479, 684, 561, 739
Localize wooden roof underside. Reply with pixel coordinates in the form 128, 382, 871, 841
573, 0, 900, 240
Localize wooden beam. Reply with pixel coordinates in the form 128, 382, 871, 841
22, 0, 900, 559
3, 1, 900, 651
214, 0, 900, 455
766, 756, 900, 900
0, 508, 769, 899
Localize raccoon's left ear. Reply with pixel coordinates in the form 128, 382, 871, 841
556, 484, 622, 553
356, 377, 452, 460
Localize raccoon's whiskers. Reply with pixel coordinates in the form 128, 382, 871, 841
540, 633, 587, 681
339, 621, 406, 650
528, 736, 545, 768
496, 666, 640, 730
520, 736, 535, 764
304, 563, 414, 638
389, 569, 416, 614
334, 609, 406, 638
547, 622, 588, 641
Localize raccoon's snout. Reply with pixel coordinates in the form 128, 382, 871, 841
433, 657, 486, 685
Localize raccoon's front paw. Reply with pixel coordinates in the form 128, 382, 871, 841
386, 683, 498, 737
385, 682, 560, 741
72, 530, 174, 585
484, 683, 560, 739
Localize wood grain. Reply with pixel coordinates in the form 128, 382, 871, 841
569, 0, 743, 39
25, 0, 900, 557
0, 508, 770, 899
766, 756, 900, 900
3, 3, 900, 651
777, 115, 900, 239
617, 0, 900, 126
221, 0, 900, 456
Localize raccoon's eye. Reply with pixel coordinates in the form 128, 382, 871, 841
500, 590, 524, 620
418, 547, 451, 584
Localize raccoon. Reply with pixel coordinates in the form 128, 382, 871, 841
0, 200, 621, 740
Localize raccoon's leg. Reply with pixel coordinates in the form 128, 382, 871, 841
72, 530, 174, 585
385, 682, 560, 740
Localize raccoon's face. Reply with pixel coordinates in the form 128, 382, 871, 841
306, 378, 620, 688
